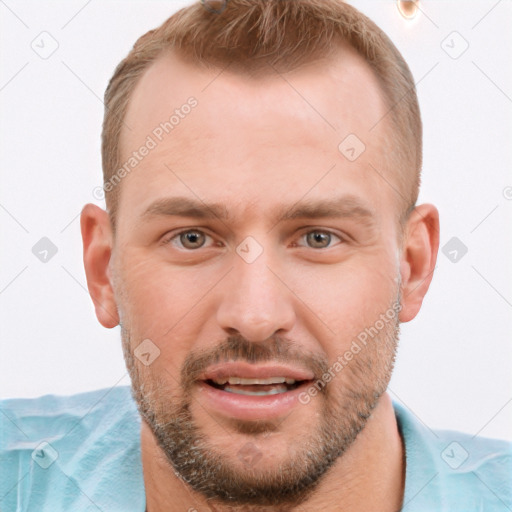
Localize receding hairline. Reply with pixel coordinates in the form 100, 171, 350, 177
119, 39, 390, 152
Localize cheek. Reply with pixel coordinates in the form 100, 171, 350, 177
288, 255, 399, 353
115, 252, 216, 347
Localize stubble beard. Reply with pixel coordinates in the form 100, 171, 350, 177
121, 292, 401, 510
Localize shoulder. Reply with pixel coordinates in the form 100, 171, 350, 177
0, 385, 145, 511
0, 385, 139, 454
393, 400, 512, 511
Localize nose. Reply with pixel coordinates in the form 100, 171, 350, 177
216, 242, 296, 342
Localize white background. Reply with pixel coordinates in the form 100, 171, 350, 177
1, 0, 511, 441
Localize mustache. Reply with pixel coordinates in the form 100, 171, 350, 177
181, 334, 329, 390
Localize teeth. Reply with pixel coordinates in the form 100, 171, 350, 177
211, 377, 296, 386
224, 385, 287, 396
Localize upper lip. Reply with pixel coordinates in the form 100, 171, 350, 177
199, 361, 315, 382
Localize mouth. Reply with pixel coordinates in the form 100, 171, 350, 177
196, 361, 315, 421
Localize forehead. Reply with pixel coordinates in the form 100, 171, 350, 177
121, 45, 388, 146
117, 46, 395, 230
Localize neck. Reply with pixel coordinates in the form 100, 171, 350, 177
141, 392, 405, 512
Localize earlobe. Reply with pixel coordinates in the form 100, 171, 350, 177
398, 204, 440, 323
80, 203, 120, 328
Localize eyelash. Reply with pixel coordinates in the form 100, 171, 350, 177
161, 228, 346, 251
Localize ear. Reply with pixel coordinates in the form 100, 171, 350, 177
80, 203, 119, 328
398, 203, 440, 323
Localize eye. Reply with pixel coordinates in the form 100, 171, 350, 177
296, 229, 344, 249
162, 228, 345, 251
162, 229, 214, 250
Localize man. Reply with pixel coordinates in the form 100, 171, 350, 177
1, 0, 510, 510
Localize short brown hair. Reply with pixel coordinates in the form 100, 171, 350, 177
102, 0, 421, 231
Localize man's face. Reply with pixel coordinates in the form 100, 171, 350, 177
112, 47, 404, 506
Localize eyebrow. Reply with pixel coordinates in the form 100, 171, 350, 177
140, 195, 376, 226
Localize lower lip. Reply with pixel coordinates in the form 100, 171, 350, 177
196, 381, 311, 421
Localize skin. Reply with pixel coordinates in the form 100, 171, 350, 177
81, 44, 439, 512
